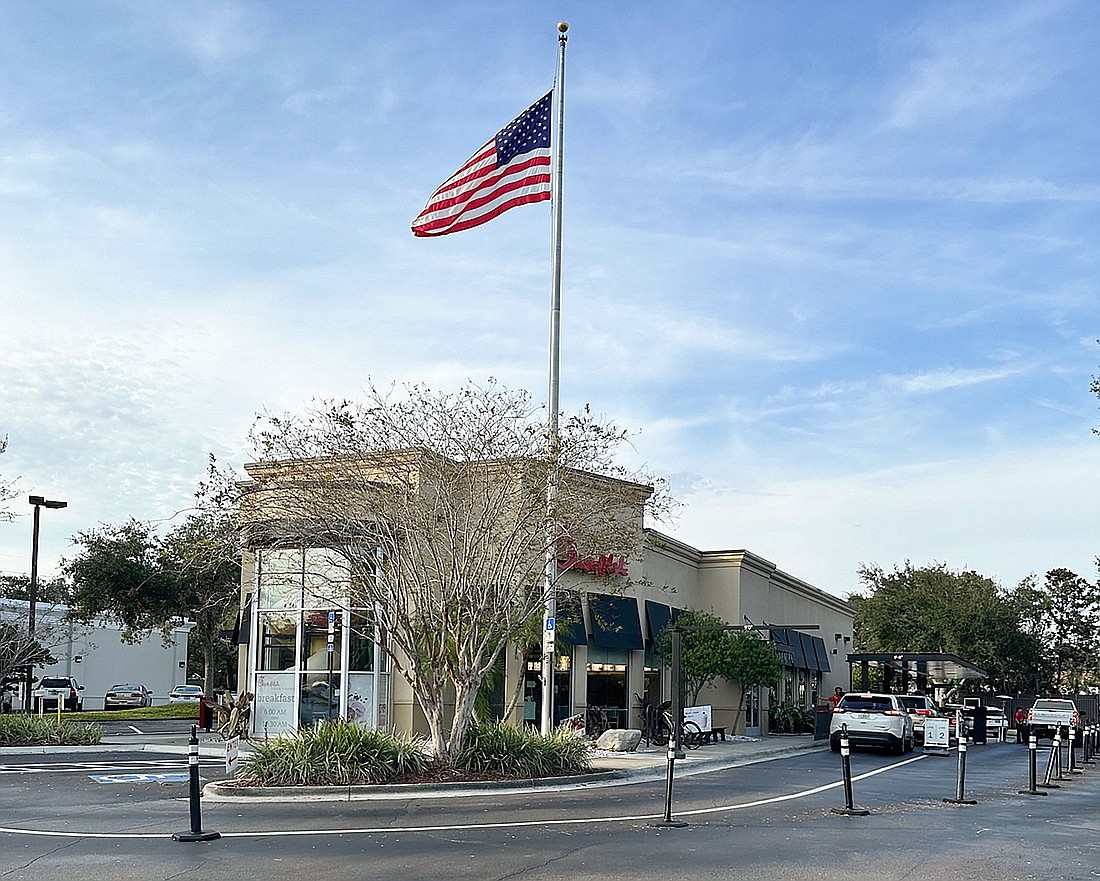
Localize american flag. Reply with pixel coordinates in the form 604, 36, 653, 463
411, 92, 552, 237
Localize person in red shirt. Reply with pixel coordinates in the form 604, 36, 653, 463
827, 687, 845, 709
1015, 707, 1028, 744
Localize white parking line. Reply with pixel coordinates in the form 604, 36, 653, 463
0, 754, 927, 840
127, 725, 143, 734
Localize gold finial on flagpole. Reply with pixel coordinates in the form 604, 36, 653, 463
558, 21, 569, 38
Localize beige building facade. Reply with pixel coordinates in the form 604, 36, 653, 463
237, 517, 854, 740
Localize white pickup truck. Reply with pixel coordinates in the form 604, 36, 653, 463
1027, 698, 1080, 741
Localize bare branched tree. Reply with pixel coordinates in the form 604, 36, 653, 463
239, 379, 672, 763
0, 601, 62, 700
0, 437, 19, 523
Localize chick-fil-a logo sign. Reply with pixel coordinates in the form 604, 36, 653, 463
557, 544, 628, 578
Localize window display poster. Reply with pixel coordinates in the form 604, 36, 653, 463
346, 673, 374, 727
254, 672, 296, 736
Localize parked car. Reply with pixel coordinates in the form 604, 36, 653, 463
104, 683, 152, 710
829, 692, 915, 755
36, 676, 84, 711
168, 685, 204, 703
898, 694, 942, 743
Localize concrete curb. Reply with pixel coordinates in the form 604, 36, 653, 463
202, 737, 827, 802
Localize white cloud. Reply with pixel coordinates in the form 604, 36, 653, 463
886, 3, 1072, 129
666, 443, 1100, 598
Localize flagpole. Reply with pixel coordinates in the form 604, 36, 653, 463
541, 21, 568, 738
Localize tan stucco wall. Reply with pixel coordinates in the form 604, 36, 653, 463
239, 529, 854, 740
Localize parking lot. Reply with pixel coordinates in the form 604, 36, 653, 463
1, 734, 1098, 880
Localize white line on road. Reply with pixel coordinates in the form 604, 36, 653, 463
127, 725, 143, 734
0, 755, 927, 840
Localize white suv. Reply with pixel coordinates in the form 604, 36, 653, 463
829, 692, 915, 755
898, 694, 942, 743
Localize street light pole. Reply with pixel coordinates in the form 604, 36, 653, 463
25, 495, 67, 712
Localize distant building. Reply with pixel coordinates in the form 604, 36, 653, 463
1, 599, 192, 709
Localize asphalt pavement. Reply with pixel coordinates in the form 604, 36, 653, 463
4, 729, 1098, 881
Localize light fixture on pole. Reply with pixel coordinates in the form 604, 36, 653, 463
25, 494, 67, 712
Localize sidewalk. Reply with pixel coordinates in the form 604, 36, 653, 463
588, 733, 823, 775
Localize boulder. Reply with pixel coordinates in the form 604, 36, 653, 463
596, 728, 642, 752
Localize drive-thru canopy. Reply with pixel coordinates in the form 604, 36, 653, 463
846, 651, 986, 694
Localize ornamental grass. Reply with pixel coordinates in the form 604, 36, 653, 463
0, 714, 103, 746
236, 721, 431, 787
454, 719, 591, 778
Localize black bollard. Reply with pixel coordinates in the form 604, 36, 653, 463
943, 738, 977, 805
1018, 734, 1048, 796
1087, 725, 1097, 765
651, 724, 687, 828
173, 725, 220, 842
830, 724, 870, 816
1068, 725, 1081, 774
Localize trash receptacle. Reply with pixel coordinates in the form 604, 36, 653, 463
814, 704, 832, 741
971, 705, 987, 744
198, 697, 212, 732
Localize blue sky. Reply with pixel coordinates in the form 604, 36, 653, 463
1, 1, 1097, 599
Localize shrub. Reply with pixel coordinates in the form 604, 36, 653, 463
0, 714, 103, 746
236, 721, 430, 787
454, 719, 591, 778
768, 701, 813, 734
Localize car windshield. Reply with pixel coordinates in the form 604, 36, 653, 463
109, 684, 137, 690
839, 695, 895, 712
40, 678, 70, 688
174, 686, 202, 693
899, 697, 930, 710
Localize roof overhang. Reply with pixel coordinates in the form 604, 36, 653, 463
845, 651, 986, 682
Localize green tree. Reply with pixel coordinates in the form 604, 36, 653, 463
1016, 568, 1100, 693
63, 511, 241, 696
160, 513, 241, 695
853, 561, 1042, 695
63, 519, 174, 635
658, 609, 737, 707
0, 573, 70, 605
728, 631, 781, 730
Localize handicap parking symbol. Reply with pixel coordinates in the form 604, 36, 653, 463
89, 772, 197, 784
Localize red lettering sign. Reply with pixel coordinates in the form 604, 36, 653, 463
557, 546, 628, 577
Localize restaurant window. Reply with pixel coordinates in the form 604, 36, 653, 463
586, 646, 629, 730
258, 612, 296, 671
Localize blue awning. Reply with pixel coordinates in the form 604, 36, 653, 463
555, 591, 586, 647
773, 628, 830, 673
588, 594, 643, 650
809, 634, 831, 673
644, 601, 673, 644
